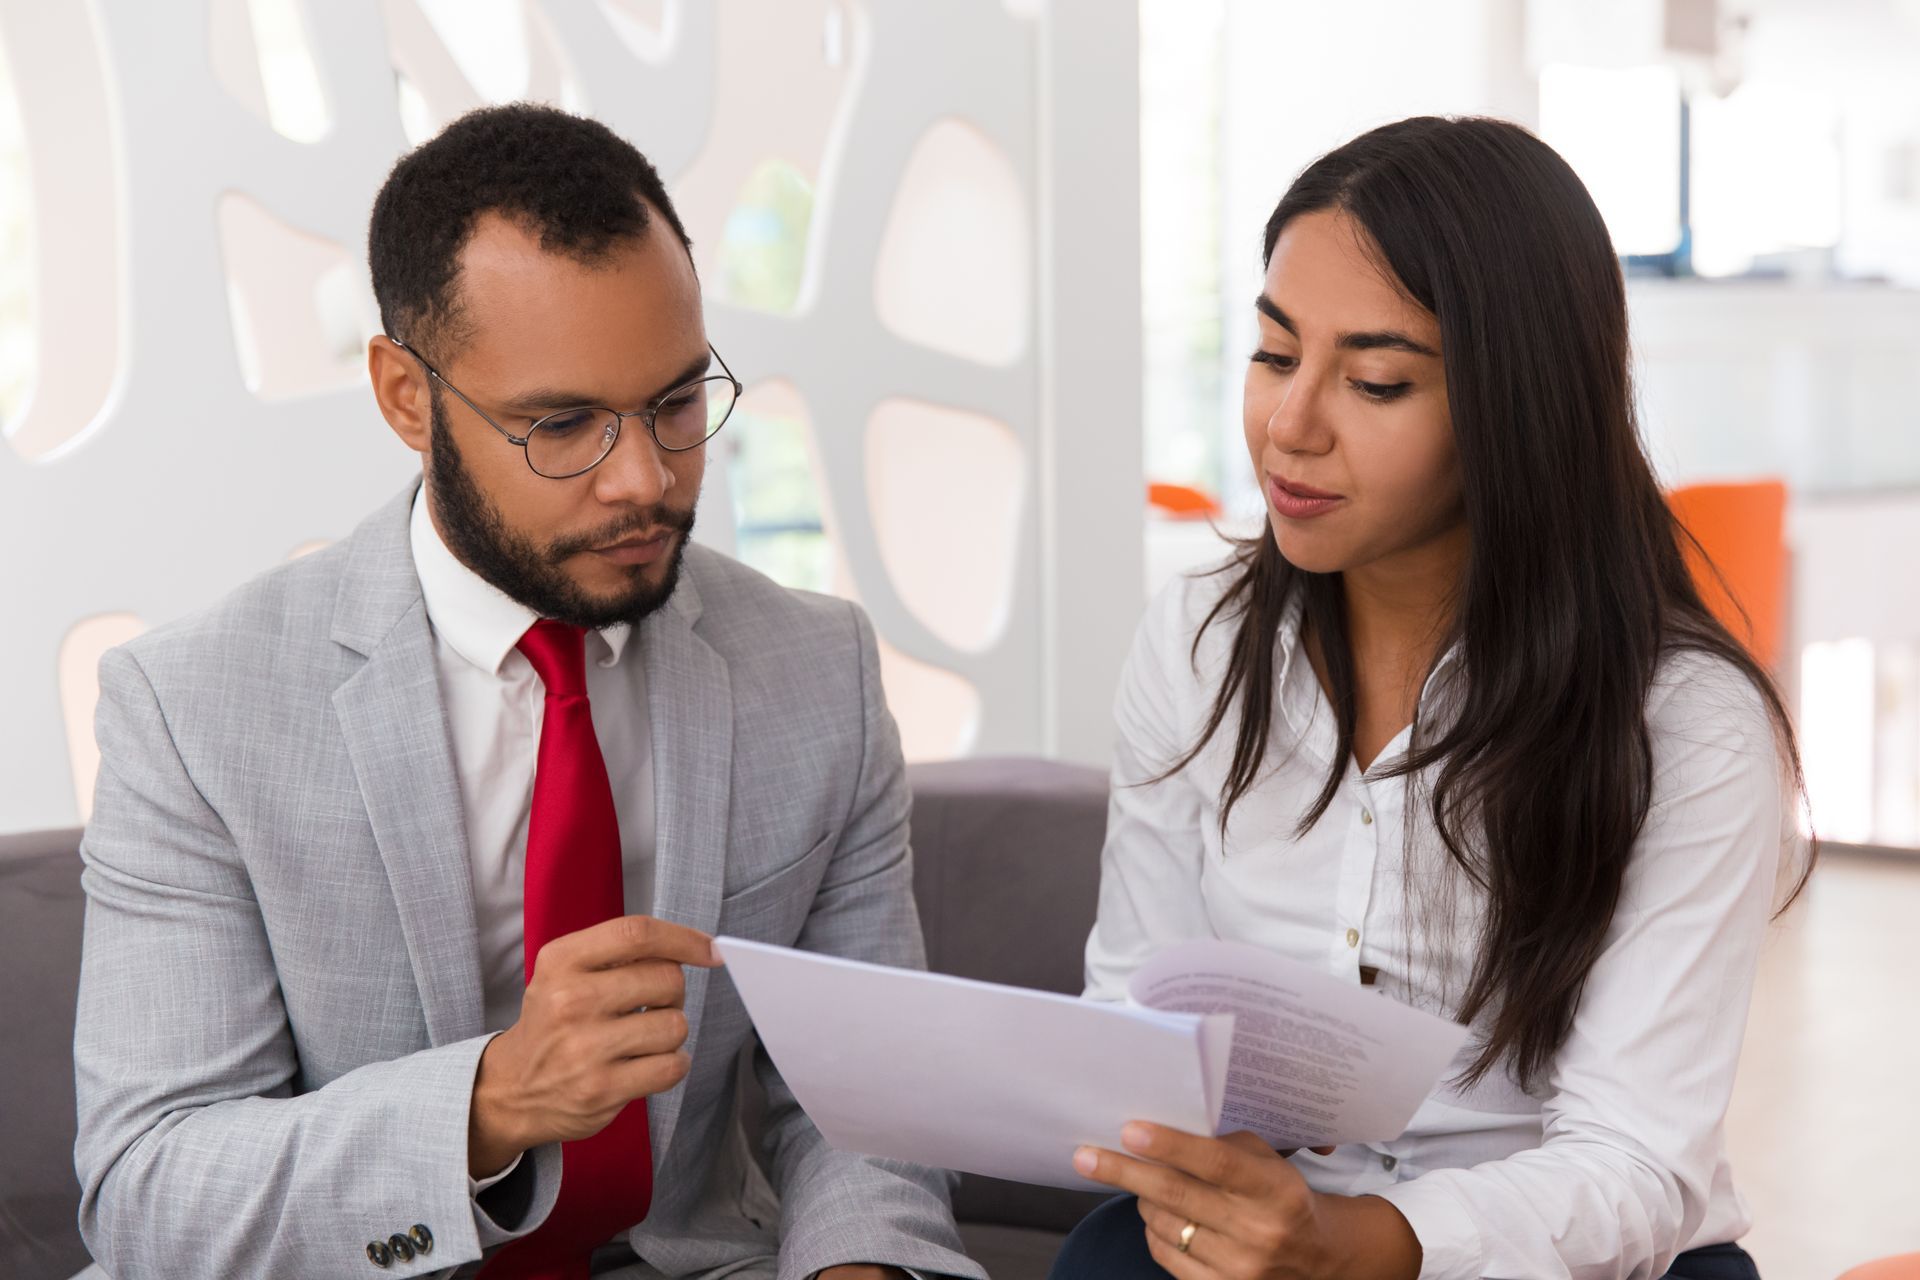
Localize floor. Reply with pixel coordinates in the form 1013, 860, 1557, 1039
1724, 851, 1920, 1279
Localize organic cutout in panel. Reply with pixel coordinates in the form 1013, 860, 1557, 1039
723, 379, 980, 758
874, 118, 1030, 366
522, 3, 590, 113
595, 0, 670, 62
381, 0, 500, 140
412, 0, 531, 103
209, 0, 332, 143
218, 193, 372, 400
825, 540, 982, 763
670, 0, 858, 299
61, 613, 149, 824
1, 3, 121, 463
866, 398, 1024, 653
875, 637, 981, 761
395, 71, 436, 147
0, 37, 35, 437
726, 378, 833, 593
719, 160, 816, 315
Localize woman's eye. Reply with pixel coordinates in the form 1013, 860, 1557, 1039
1250, 350, 1297, 371
1352, 380, 1412, 402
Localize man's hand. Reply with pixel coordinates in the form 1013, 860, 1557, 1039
1073, 1123, 1420, 1280
468, 915, 721, 1178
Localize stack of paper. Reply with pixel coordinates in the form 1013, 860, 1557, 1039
714, 936, 1467, 1190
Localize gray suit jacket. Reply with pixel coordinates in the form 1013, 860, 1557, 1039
73, 485, 984, 1280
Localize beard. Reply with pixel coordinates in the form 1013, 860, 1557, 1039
426, 391, 696, 630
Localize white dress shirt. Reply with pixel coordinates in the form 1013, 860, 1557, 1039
410, 488, 657, 1035
1085, 568, 1796, 1280
411, 489, 657, 1202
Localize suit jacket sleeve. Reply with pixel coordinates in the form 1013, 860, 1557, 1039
751, 604, 986, 1280
72, 645, 561, 1278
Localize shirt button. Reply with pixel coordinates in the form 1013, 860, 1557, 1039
1382, 1154, 1398, 1172
1361, 808, 1374, 825
1345, 927, 1360, 948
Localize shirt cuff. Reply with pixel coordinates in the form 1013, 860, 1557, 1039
1371, 1177, 1484, 1280
469, 1151, 523, 1196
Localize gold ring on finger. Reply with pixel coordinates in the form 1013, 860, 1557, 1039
1177, 1219, 1199, 1254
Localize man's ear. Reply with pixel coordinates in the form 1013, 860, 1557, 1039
368, 336, 432, 454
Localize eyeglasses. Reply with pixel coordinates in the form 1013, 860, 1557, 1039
389, 337, 742, 479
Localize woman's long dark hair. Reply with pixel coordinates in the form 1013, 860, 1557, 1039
1179, 117, 1810, 1089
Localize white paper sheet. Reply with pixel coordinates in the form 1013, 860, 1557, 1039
1128, 940, 1469, 1150
714, 935, 1466, 1189
715, 937, 1232, 1190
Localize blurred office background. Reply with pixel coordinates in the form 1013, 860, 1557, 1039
1, 1, 1916, 1274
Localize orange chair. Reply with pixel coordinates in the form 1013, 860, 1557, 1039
1148, 482, 1223, 521
1836, 1255, 1920, 1280
1667, 480, 1789, 672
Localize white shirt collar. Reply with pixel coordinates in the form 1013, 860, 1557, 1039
409, 485, 632, 676
1272, 589, 1465, 768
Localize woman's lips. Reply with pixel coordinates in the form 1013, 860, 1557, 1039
1266, 473, 1345, 520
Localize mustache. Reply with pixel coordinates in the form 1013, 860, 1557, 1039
547, 505, 697, 562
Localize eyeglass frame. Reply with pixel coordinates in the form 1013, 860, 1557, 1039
387, 336, 743, 479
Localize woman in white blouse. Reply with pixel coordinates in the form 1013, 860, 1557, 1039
1050, 117, 1807, 1280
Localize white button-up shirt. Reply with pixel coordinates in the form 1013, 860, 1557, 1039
1085, 568, 1795, 1280
409, 489, 657, 1035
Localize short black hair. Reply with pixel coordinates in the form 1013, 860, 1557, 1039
368, 102, 692, 359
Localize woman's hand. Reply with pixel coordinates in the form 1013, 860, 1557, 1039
1073, 1123, 1420, 1280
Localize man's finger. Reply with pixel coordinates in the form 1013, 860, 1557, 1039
606, 1048, 694, 1103
542, 915, 719, 973
603, 1006, 691, 1060
590, 957, 687, 1014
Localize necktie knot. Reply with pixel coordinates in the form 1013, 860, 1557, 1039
517, 619, 589, 698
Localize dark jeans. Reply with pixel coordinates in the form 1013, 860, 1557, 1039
1047, 1195, 1762, 1280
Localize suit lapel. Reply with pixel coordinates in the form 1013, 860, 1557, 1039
639, 565, 733, 1162
330, 486, 485, 1047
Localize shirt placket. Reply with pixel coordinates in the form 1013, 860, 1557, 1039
1359, 759, 1413, 1184
1331, 764, 1381, 979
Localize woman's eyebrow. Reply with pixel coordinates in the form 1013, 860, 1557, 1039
1339, 330, 1440, 358
1255, 293, 1439, 358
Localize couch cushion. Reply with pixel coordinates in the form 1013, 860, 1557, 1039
907, 757, 1108, 997
0, 828, 91, 1280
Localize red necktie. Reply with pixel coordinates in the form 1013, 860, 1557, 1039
480, 620, 653, 1279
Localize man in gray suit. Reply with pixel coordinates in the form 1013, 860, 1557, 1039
73, 104, 982, 1280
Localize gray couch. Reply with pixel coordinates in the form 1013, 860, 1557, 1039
0, 757, 1111, 1279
